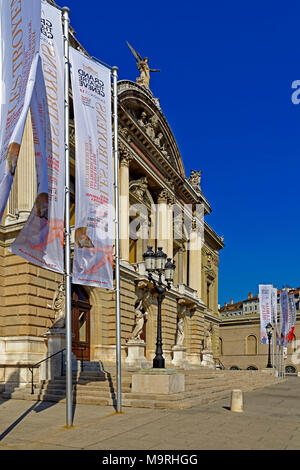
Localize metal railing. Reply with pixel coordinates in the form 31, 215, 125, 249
215, 358, 226, 370
29, 348, 66, 395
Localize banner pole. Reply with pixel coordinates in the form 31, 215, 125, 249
62, 6, 72, 427
112, 66, 122, 413
272, 317, 275, 370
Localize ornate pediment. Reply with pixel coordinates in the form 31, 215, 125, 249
134, 108, 178, 169
118, 81, 186, 179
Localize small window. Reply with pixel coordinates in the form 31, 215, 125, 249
285, 365, 296, 374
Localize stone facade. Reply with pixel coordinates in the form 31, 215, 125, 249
0, 0, 224, 392
219, 289, 300, 373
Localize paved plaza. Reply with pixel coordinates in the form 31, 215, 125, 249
0, 376, 299, 451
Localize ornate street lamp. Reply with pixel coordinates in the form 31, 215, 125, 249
265, 322, 273, 368
143, 247, 176, 368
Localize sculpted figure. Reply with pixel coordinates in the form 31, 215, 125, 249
145, 122, 155, 140
127, 41, 161, 89
138, 111, 148, 128
189, 170, 202, 187
175, 313, 185, 346
154, 132, 164, 147
130, 291, 150, 341
204, 323, 213, 350
48, 281, 65, 328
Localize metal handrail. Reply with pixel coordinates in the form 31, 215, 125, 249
29, 348, 66, 395
216, 358, 226, 370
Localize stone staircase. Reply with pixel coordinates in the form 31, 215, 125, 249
2, 362, 285, 410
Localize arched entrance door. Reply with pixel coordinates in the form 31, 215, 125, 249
72, 285, 91, 361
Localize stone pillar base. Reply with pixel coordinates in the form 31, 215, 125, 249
171, 345, 190, 369
201, 349, 216, 369
125, 340, 150, 369
132, 369, 185, 394
41, 328, 67, 381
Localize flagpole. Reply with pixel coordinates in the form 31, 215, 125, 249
112, 66, 122, 413
62, 6, 73, 427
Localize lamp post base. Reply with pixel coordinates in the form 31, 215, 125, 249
153, 356, 165, 369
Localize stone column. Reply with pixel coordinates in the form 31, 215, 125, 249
119, 149, 132, 262
18, 115, 36, 218
178, 246, 185, 284
157, 189, 171, 257
167, 199, 175, 260
6, 114, 36, 224
189, 220, 202, 297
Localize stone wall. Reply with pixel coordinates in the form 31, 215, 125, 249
220, 317, 300, 372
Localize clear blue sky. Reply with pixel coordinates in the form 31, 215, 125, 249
63, 0, 300, 305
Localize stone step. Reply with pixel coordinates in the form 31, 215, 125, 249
1, 366, 285, 410
34, 384, 132, 395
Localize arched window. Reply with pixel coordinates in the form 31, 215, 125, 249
230, 366, 240, 370
247, 365, 258, 370
246, 335, 257, 355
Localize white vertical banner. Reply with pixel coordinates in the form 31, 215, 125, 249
70, 48, 113, 288
280, 289, 289, 346
271, 287, 278, 334
288, 293, 296, 342
10, 1, 65, 273
0, 0, 41, 222
259, 284, 273, 344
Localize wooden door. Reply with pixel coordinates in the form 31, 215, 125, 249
71, 285, 90, 361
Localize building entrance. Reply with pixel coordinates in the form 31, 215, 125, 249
71, 285, 91, 361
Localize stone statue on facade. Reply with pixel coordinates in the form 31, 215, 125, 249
188, 170, 202, 192
201, 322, 216, 369
154, 131, 164, 148
129, 291, 150, 341
204, 323, 213, 351
175, 313, 185, 346
47, 281, 66, 329
127, 41, 161, 89
138, 111, 148, 129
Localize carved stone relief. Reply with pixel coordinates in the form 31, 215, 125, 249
188, 170, 202, 193
129, 177, 148, 202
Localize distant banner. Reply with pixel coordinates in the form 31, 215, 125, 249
280, 289, 289, 346
10, 1, 65, 273
288, 293, 296, 342
259, 284, 273, 344
70, 47, 113, 289
271, 287, 278, 340
0, 0, 41, 222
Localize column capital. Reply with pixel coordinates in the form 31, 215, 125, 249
119, 143, 133, 167
157, 188, 169, 203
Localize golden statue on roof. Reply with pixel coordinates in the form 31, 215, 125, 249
126, 41, 161, 89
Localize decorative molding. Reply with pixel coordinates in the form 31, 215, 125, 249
118, 126, 132, 144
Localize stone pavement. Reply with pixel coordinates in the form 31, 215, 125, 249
0, 376, 299, 451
